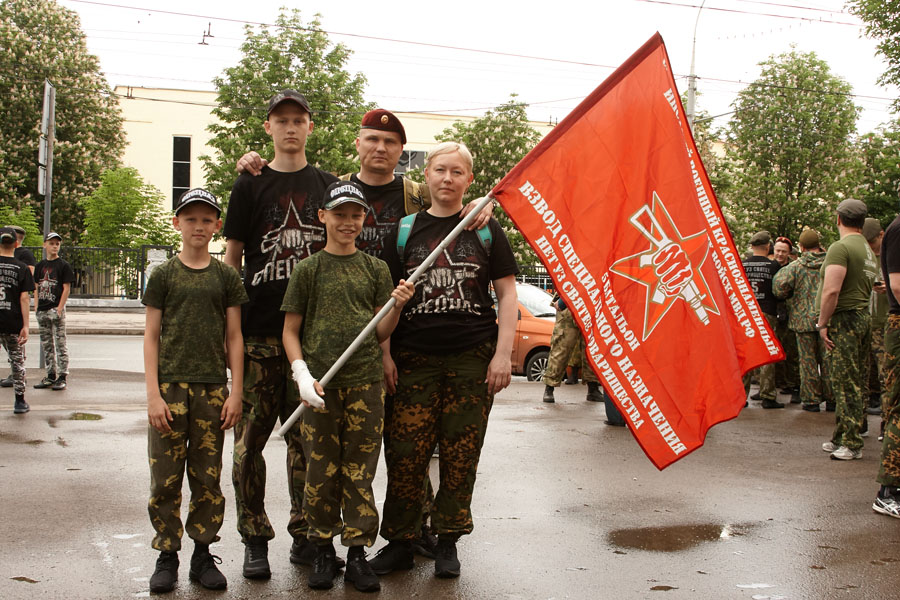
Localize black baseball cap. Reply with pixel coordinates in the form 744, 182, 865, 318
267, 89, 312, 117
174, 188, 221, 216
45, 232, 62, 241
322, 181, 369, 211
0, 227, 15, 244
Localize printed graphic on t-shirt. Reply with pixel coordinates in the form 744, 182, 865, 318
37, 269, 59, 305
405, 236, 484, 316
0, 265, 16, 312
252, 192, 324, 287
358, 198, 404, 258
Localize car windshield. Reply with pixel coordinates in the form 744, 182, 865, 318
517, 284, 556, 318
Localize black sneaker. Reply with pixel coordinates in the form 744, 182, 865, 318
189, 545, 227, 590
411, 525, 438, 559
308, 544, 339, 590
51, 374, 67, 391
0, 375, 12, 388
434, 537, 460, 579
801, 403, 821, 413
542, 385, 555, 403
344, 550, 380, 593
149, 551, 179, 593
368, 541, 414, 575
291, 538, 345, 568
761, 399, 785, 409
33, 374, 56, 389
13, 395, 29, 414
750, 393, 762, 401
242, 539, 271, 579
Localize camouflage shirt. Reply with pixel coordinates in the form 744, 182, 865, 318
281, 250, 392, 388
142, 257, 248, 383
772, 250, 826, 332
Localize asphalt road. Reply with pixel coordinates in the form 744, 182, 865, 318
1, 341, 898, 599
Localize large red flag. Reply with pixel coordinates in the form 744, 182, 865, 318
492, 33, 783, 469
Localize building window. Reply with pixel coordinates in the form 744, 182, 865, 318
172, 136, 191, 208
396, 150, 425, 174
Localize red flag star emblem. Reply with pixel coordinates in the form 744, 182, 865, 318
610, 192, 719, 341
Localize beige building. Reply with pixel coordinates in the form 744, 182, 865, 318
114, 86, 553, 210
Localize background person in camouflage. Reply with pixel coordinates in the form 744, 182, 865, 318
282, 180, 414, 592
742, 231, 784, 408
143, 190, 247, 593
372, 142, 519, 580
817, 199, 879, 461
773, 236, 800, 398
773, 229, 832, 412
863, 218, 888, 421
873, 211, 900, 518
33, 232, 75, 391
541, 296, 604, 404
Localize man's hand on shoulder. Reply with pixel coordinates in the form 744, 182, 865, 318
460, 198, 494, 231
236, 151, 268, 176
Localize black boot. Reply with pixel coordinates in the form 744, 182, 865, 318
565, 367, 579, 385
33, 373, 56, 389
0, 374, 12, 387
13, 393, 29, 414
542, 385, 555, 403
51, 373, 67, 390
586, 382, 605, 402
344, 546, 380, 592
434, 535, 460, 579
149, 551, 179, 593
189, 543, 227, 590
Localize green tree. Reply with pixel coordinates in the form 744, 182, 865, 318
720, 49, 859, 246
848, 1, 900, 110
851, 119, 900, 226
0, 0, 126, 243
202, 9, 370, 216
81, 168, 179, 249
0, 205, 41, 246
419, 96, 543, 262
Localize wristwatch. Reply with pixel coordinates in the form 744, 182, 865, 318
815, 323, 828, 331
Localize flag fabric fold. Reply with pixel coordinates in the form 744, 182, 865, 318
492, 33, 783, 469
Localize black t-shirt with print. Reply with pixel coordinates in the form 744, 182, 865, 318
882, 214, 900, 314
742, 255, 780, 316
0, 256, 36, 334
224, 165, 339, 337
14, 247, 35, 268
35, 258, 76, 311
349, 174, 408, 260
382, 211, 519, 354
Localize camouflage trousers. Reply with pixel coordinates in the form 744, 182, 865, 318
795, 330, 832, 407
0, 334, 26, 394
301, 382, 383, 547
878, 315, 900, 487
380, 340, 495, 540
384, 392, 435, 530
232, 337, 306, 543
543, 309, 598, 387
148, 382, 228, 552
36, 308, 69, 376
774, 319, 799, 389
868, 321, 887, 403
826, 310, 871, 452
743, 313, 777, 400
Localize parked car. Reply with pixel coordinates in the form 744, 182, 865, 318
495, 282, 556, 381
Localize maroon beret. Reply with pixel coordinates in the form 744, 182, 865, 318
360, 109, 406, 144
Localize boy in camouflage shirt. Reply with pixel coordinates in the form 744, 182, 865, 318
281, 181, 414, 592
142, 189, 248, 593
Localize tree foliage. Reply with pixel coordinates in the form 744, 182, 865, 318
851, 118, 900, 227
0, 0, 125, 243
418, 96, 543, 262
0, 205, 42, 246
81, 168, 180, 249
848, 1, 900, 109
720, 49, 859, 246
202, 9, 370, 216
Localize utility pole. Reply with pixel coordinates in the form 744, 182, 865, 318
38, 79, 56, 238
686, 0, 706, 132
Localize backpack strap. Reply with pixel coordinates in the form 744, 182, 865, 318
402, 177, 430, 215
476, 223, 492, 253
396, 213, 418, 257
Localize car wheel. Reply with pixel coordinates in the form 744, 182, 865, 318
525, 350, 549, 382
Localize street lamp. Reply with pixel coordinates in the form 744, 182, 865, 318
686, 0, 706, 132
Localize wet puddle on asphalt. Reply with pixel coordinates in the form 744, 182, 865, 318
607, 523, 754, 552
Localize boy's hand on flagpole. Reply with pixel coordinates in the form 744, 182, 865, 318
291, 359, 325, 409
485, 353, 512, 395
391, 279, 415, 310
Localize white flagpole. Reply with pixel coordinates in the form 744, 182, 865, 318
277, 194, 495, 436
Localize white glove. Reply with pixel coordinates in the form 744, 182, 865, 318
291, 360, 325, 409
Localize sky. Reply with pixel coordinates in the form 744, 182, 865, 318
61, 0, 898, 134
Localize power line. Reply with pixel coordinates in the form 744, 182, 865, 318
633, 0, 858, 24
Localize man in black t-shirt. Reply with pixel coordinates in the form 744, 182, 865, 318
873, 213, 900, 518
0, 225, 35, 389
742, 231, 783, 408
0, 227, 35, 414
33, 232, 76, 391
224, 90, 341, 579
